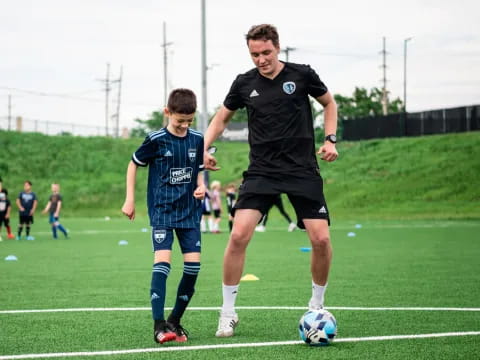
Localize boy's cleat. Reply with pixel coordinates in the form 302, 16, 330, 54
16, 236, 21, 241
215, 311, 239, 337
26, 236, 35, 241
287, 223, 297, 232
0, 235, 3, 241
7, 234, 15, 239
168, 322, 189, 342
154, 320, 176, 344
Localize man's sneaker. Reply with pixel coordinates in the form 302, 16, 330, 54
287, 223, 297, 232
308, 300, 324, 311
215, 311, 239, 337
255, 225, 266, 232
153, 320, 176, 344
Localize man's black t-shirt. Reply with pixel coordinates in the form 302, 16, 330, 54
223, 62, 328, 176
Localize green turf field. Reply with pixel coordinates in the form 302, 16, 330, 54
0, 217, 479, 359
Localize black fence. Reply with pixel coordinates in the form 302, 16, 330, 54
342, 105, 480, 140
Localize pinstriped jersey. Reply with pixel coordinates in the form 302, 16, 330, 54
132, 128, 204, 228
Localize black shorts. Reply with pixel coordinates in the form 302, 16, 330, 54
19, 215, 34, 225
234, 173, 330, 228
0, 216, 9, 226
212, 209, 221, 218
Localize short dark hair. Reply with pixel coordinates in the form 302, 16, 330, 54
167, 88, 197, 115
246, 24, 280, 48
25, 180, 32, 186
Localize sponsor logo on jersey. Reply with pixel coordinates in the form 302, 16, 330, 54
249, 89, 259, 97
188, 148, 197, 162
164, 150, 173, 157
153, 229, 167, 244
170, 167, 193, 184
283, 81, 296, 95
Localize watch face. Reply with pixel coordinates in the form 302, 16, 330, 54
327, 134, 337, 143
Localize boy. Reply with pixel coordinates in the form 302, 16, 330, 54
121, 88, 205, 344
225, 184, 237, 232
0, 177, 15, 240
16, 180, 38, 240
42, 183, 68, 239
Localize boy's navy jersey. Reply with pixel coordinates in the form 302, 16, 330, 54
132, 128, 204, 228
223, 62, 328, 176
226, 192, 236, 212
18, 192, 37, 216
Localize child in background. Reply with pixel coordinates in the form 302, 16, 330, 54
42, 183, 69, 239
209, 180, 222, 233
16, 180, 37, 240
225, 184, 237, 232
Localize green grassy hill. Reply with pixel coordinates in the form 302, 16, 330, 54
1, 130, 479, 219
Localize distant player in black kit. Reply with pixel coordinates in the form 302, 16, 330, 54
0, 177, 15, 240
203, 24, 338, 337
16, 180, 38, 241
225, 184, 237, 232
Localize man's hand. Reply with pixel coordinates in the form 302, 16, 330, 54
317, 142, 338, 162
204, 151, 220, 171
122, 200, 135, 220
194, 184, 206, 200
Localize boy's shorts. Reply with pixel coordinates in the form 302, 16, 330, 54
151, 227, 201, 253
49, 214, 59, 224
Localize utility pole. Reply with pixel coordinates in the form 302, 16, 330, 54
162, 21, 173, 126
200, 0, 208, 133
380, 37, 389, 115
8, 94, 12, 130
403, 37, 412, 113
97, 63, 111, 136
281, 46, 297, 62
114, 66, 123, 138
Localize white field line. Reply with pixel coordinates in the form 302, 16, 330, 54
0, 331, 479, 360
30, 220, 480, 236
1, 305, 480, 314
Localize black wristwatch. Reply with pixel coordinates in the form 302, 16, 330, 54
325, 134, 337, 144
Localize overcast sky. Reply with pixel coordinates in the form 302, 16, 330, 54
1, 0, 479, 134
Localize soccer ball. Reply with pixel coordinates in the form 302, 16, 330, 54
298, 309, 337, 346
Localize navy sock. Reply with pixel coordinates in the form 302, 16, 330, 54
26, 227, 30, 236
18, 227, 23, 237
58, 224, 68, 236
170, 262, 200, 323
151, 262, 170, 321
52, 226, 58, 239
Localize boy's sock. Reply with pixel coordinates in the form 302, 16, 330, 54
151, 262, 170, 320
229, 220, 233, 232
26, 226, 30, 236
58, 224, 68, 236
6, 225, 12, 235
221, 284, 239, 314
169, 262, 200, 323
18, 227, 23, 237
208, 218, 214, 232
52, 226, 58, 239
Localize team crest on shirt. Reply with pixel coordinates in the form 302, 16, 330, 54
283, 81, 296, 95
188, 148, 196, 163
153, 229, 167, 244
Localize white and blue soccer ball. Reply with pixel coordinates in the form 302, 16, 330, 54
298, 309, 337, 346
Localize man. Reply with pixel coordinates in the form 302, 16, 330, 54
16, 180, 38, 240
203, 24, 338, 337
122, 88, 206, 344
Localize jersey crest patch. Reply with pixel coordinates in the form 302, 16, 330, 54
188, 148, 197, 163
283, 81, 296, 95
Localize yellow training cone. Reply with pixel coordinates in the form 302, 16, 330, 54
241, 274, 259, 281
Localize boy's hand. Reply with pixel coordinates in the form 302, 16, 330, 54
194, 184, 206, 200
122, 200, 135, 220
41, 209, 47, 214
